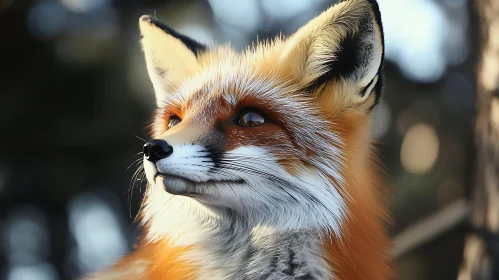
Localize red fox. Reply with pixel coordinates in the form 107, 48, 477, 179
86, 0, 391, 279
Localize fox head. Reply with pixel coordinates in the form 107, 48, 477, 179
139, 0, 384, 238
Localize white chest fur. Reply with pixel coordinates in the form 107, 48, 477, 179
142, 193, 333, 280
190, 222, 332, 279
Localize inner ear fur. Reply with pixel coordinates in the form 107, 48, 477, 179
280, 0, 384, 110
139, 15, 207, 105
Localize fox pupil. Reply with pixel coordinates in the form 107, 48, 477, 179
168, 116, 181, 129
239, 110, 265, 127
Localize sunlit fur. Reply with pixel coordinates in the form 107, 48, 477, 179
84, 0, 391, 279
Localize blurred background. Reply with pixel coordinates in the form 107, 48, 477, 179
0, 0, 475, 279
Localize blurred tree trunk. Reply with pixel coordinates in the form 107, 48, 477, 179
458, 0, 499, 279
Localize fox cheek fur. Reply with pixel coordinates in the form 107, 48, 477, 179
84, 1, 392, 279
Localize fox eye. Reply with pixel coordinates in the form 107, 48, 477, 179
239, 109, 265, 127
168, 115, 181, 129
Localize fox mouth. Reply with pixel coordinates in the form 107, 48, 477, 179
153, 173, 244, 196
154, 173, 198, 196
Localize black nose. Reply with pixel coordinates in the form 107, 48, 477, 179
143, 139, 173, 162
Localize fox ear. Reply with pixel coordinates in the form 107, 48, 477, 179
139, 15, 207, 105
280, 0, 384, 110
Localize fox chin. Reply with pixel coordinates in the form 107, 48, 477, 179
84, 0, 392, 279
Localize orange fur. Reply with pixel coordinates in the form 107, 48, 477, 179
85, 239, 195, 280
322, 109, 392, 280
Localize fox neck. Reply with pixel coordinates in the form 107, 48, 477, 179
142, 191, 332, 279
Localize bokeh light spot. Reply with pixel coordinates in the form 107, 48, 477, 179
59, 0, 109, 13
68, 192, 128, 275
7, 263, 59, 280
260, 0, 312, 20
401, 123, 440, 175
379, 0, 468, 82
27, 1, 68, 39
4, 205, 50, 265
208, 0, 261, 33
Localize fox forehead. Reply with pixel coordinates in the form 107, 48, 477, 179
154, 59, 300, 133
159, 47, 296, 105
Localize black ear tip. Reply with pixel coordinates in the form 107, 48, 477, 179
139, 15, 152, 23
139, 15, 169, 30
338, 1, 383, 30
139, 15, 159, 26
366, 0, 383, 30
138, 14, 208, 57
